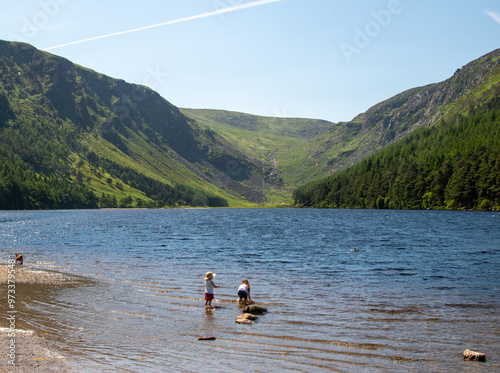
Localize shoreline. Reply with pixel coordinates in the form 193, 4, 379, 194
1, 264, 94, 372
0, 327, 75, 373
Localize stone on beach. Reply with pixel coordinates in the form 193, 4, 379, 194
463, 349, 486, 361
243, 305, 267, 315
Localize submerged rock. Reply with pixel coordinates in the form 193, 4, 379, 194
237, 313, 259, 321
463, 349, 486, 361
236, 318, 254, 324
236, 313, 259, 324
243, 305, 267, 315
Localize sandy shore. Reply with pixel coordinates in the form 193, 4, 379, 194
0, 327, 76, 373
0, 265, 90, 286
1, 264, 94, 372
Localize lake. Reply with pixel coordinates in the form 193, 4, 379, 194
1, 208, 499, 372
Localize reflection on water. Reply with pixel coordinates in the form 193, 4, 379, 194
1, 209, 499, 372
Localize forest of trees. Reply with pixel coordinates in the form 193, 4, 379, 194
0, 154, 98, 210
0, 114, 228, 210
293, 101, 500, 210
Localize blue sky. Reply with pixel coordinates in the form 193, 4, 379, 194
1, 0, 499, 123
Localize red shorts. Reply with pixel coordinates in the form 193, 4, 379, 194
205, 293, 214, 301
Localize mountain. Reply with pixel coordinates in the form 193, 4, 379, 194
1, 39, 499, 210
292, 49, 500, 210
0, 40, 286, 209
275, 49, 500, 188
292, 98, 500, 210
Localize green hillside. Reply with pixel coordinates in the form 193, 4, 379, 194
0, 40, 282, 209
181, 108, 332, 200
183, 50, 500, 195
293, 97, 500, 210
1, 39, 499, 210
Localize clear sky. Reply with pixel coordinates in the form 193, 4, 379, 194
1, 0, 499, 123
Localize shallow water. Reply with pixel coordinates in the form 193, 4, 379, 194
1, 208, 499, 372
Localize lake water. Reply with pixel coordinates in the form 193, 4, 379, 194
1, 208, 499, 372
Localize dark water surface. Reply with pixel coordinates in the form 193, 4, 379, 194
1, 208, 499, 372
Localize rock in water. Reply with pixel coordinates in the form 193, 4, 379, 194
463, 349, 486, 361
236, 318, 254, 324
235, 313, 258, 324
236, 313, 259, 323
243, 305, 267, 315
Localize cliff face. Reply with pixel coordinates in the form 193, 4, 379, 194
359, 49, 500, 141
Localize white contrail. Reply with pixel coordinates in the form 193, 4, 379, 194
485, 10, 500, 26
44, 0, 283, 51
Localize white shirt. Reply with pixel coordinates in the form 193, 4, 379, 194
205, 279, 216, 294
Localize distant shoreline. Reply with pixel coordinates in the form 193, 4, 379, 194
0, 204, 497, 212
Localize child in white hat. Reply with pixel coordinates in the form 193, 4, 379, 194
204, 272, 220, 307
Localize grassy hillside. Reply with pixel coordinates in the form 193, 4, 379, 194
181, 108, 332, 202
184, 50, 500, 194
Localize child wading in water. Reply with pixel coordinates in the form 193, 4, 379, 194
204, 272, 220, 307
238, 279, 252, 304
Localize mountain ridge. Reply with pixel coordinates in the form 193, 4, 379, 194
0, 39, 499, 209
272, 48, 500, 187
0, 40, 286, 207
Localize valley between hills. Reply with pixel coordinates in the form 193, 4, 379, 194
0, 39, 498, 210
